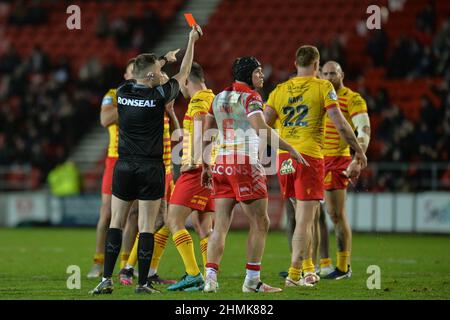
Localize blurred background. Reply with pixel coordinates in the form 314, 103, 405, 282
0, 0, 448, 233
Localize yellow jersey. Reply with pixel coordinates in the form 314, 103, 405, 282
266, 76, 339, 158
163, 114, 172, 174
181, 89, 215, 170
323, 86, 368, 157
101, 89, 119, 158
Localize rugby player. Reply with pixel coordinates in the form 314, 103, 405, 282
264, 46, 367, 287
201, 56, 307, 293
320, 60, 371, 279
166, 62, 215, 292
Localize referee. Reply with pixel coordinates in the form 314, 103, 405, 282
90, 25, 203, 295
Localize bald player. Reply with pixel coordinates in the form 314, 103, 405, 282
320, 61, 371, 279
264, 46, 367, 287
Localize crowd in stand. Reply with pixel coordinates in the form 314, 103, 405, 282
0, 42, 122, 185
0, 1, 449, 191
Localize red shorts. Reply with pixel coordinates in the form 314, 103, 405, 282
211, 154, 268, 202
101, 157, 118, 195
164, 171, 174, 201
169, 168, 214, 212
324, 156, 352, 190
277, 153, 324, 201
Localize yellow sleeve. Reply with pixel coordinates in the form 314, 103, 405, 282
321, 81, 339, 110
349, 93, 368, 117
189, 96, 211, 118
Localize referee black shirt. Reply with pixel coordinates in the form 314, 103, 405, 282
116, 78, 179, 160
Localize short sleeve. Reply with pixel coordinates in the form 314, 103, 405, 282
349, 93, 368, 118
245, 93, 264, 117
322, 80, 339, 110
162, 78, 180, 103
189, 97, 210, 118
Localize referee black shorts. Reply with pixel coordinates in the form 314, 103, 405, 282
112, 159, 165, 201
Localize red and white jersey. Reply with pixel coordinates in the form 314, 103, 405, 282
209, 82, 263, 160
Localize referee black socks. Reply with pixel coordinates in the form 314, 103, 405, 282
138, 232, 154, 286
104, 228, 122, 279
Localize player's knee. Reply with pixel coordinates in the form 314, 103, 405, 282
255, 214, 270, 232
167, 214, 180, 233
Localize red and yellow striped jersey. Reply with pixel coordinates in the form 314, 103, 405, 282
163, 114, 172, 174
266, 76, 339, 158
181, 89, 215, 170
323, 86, 368, 156
101, 89, 119, 158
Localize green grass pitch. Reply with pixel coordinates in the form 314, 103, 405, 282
0, 228, 449, 300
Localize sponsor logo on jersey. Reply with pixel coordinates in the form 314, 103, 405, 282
118, 97, 156, 108
279, 159, 296, 175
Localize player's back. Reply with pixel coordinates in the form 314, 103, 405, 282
182, 89, 215, 168
211, 82, 263, 159
117, 78, 179, 160
266, 76, 338, 158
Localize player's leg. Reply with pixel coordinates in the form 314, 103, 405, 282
312, 204, 320, 269
87, 193, 111, 279
133, 199, 162, 293
166, 204, 204, 291
285, 197, 296, 252
323, 189, 352, 279
119, 201, 138, 269
203, 198, 235, 293
148, 200, 175, 285
286, 200, 321, 287
318, 202, 334, 276
191, 211, 213, 273
240, 198, 282, 293
278, 197, 296, 278
89, 195, 132, 295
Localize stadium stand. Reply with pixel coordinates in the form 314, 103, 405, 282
0, 0, 448, 192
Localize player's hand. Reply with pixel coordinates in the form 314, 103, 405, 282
201, 165, 212, 189
354, 151, 367, 169
344, 159, 361, 185
189, 25, 203, 42
164, 49, 180, 63
290, 149, 309, 167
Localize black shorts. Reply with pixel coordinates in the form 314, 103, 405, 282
112, 159, 165, 201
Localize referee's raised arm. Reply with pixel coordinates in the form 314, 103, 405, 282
173, 25, 203, 86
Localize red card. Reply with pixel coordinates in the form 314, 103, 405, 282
184, 13, 197, 27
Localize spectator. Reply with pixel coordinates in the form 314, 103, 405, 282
95, 11, 109, 39
416, 1, 436, 34
366, 29, 389, 67
0, 44, 21, 73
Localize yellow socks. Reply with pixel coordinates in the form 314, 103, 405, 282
320, 258, 332, 269
173, 229, 201, 276
119, 252, 130, 269
288, 266, 302, 281
302, 258, 315, 274
126, 233, 139, 268
150, 226, 170, 273
337, 251, 350, 272
199, 236, 209, 272
93, 253, 104, 264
